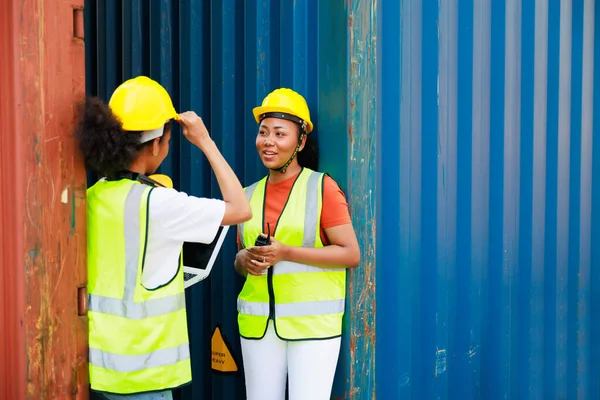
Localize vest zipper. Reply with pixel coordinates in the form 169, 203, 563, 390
267, 268, 275, 319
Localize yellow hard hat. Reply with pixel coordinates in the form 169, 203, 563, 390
252, 88, 313, 133
108, 76, 179, 132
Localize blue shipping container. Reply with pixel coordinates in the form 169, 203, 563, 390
85, 0, 599, 399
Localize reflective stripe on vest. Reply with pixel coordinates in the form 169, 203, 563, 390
89, 343, 190, 373
271, 260, 338, 275
87, 293, 185, 319
88, 183, 189, 375
238, 181, 259, 249
237, 298, 344, 317
302, 171, 321, 248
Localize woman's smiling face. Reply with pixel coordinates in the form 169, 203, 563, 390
255, 117, 304, 169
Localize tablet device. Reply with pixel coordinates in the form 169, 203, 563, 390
182, 225, 230, 289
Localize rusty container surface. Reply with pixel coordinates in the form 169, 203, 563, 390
0, 0, 26, 397
0, 0, 88, 399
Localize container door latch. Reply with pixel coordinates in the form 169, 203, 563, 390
78, 286, 87, 316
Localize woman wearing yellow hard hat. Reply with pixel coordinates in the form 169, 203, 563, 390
234, 88, 360, 400
75, 76, 251, 400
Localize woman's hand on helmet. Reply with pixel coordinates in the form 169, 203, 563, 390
177, 111, 213, 150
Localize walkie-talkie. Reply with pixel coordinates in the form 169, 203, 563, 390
254, 223, 271, 246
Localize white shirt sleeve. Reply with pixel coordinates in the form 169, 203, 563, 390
140, 187, 226, 289
148, 187, 226, 244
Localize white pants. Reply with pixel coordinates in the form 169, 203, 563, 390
240, 321, 341, 400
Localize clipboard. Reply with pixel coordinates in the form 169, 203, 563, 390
182, 225, 230, 289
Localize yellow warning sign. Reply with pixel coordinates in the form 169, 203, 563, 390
211, 326, 238, 372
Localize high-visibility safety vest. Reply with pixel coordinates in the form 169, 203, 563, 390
237, 168, 346, 340
86, 179, 191, 394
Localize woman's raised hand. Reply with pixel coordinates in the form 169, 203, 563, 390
177, 111, 213, 150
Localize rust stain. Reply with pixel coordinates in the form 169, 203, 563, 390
347, 122, 355, 144
11, 0, 89, 398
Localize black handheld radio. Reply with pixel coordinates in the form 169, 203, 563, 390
254, 223, 271, 247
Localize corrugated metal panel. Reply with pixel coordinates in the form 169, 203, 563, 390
1, 0, 88, 398
84, 1, 355, 399
377, 0, 599, 399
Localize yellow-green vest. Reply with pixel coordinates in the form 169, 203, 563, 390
87, 179, 191, 394
237, 168, 346, 340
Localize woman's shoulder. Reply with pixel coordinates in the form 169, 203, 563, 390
322, 173, 338, 185
304, 168, 339, 185
319, 174, 351, 228
149, 187, 224, 211
319, 173, 345, 195
319, 174, 348, 205
148, 186, 185, 200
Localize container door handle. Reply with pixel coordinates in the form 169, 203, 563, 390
78, 286, 87, 316
73, 8, 84, 40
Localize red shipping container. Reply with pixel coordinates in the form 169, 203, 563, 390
0, 0, 88, 398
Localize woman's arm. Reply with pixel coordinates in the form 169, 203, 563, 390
178, 111, 252, 226
246, 223, 360, 269
201, 141, 252, 225
283, 223, 360, 267
234, 241, 248, 277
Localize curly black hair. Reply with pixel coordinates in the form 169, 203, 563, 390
297, 131, 319, 171
74, 97, 143, 178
